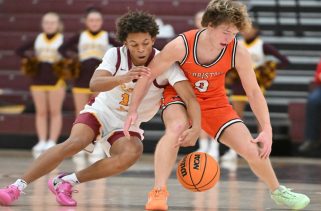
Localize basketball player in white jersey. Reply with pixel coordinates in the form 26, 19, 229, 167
0, 11, 201, 207
16, 12, 65, 153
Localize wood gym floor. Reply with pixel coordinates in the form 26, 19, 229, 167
0, 150, 320, 211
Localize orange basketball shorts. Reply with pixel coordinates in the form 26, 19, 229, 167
162, 86, 242, 142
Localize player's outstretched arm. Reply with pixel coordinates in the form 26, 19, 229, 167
89, 66, 150, 92
124, 37, 186, 136
235, 43, 273, 159
173, 80, 201, 147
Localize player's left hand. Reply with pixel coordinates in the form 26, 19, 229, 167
124, 110, 138, 138
251, 130, 272, 159
174, 127, 200, 148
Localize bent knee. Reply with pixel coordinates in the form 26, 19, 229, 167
114, 147, 143, 171
165, 119, 189, 135
240, 145, 261, 162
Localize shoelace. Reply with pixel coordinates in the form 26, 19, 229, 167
280, 187, 299, 199
150, 189, 167, 199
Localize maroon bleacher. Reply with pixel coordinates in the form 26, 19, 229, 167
0, 0, 208, 16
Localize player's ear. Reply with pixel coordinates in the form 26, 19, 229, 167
151, 37, 156, 45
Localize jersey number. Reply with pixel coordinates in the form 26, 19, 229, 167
119, 93, 130, 106
195, 80, 209, 92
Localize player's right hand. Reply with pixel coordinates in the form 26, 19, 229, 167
122, 66, 151, 83
124, 110, 138, 138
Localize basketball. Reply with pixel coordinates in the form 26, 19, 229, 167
176, 152, 220, 192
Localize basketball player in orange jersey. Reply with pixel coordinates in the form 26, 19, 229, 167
0, 11, 201, 207
125, 0, 310, 210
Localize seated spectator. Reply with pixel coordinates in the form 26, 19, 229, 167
298, 58, 321, 157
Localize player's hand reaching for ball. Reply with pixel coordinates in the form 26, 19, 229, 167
118, 66, 151, 84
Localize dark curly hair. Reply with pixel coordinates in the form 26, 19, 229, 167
116, 11, 159, 42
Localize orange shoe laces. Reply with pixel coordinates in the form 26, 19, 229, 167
149, 188, 169, 199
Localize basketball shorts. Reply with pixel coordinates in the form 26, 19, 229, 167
74, 98, 143, 156
162, 92, 243, 142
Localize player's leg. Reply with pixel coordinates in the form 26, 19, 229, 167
0, 123, 95, 206
46, 86, 66, 149
48, 135, 143, 206
30, 90, 48, 152
220, 123, 310, 209
155, 104, 189, 187
146, 103, 189, 211
76, 136, 143, 181
220, 123, 279, 190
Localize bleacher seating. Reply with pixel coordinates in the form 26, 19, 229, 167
0, 0, 320, 154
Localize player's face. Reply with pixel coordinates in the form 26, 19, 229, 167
207, 23, 239, 50
42, 14, 60, 34
125, 33, 156, 66
86, 12, 103, 32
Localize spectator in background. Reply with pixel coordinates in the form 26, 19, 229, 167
227, 23, 289, 125
58, 7, 117, 164
59, 7, 115, 117
298, 58, 321, 157
155, 18, 175, 39
16, 12, 65, 154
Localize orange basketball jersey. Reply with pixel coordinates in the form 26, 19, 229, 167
164, 29, 237, 110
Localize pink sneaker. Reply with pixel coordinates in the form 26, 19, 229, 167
0, 185, 21, 206
48, 174, 77, 206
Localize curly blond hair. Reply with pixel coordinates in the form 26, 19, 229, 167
201, 0, 251, 32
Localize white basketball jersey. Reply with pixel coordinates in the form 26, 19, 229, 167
78, 30, 109, 61
241, 38, 265, 68
93, 46, 187, 124
34, 33, 63, 63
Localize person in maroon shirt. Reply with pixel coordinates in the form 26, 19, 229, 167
298, 58, 321, 157
16, 12, 65, 153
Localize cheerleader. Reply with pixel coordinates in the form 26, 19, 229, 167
58, 8, 117, 164
58, 8, 117, 116
16, 12, 65, 153
228, 23, 289, 120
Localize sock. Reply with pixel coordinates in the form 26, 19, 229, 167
13, 179, 28, 191
61, 173, 80, 186
198, 138, 209, 150
47, 139, 56, 144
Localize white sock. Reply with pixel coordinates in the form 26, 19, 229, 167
199, 138, 209, 149
61, 173, 80, 186
47, 139, 56, 144
13, 179, 28, 191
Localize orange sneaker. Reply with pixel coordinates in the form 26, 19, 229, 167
145, 187, 169, 210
